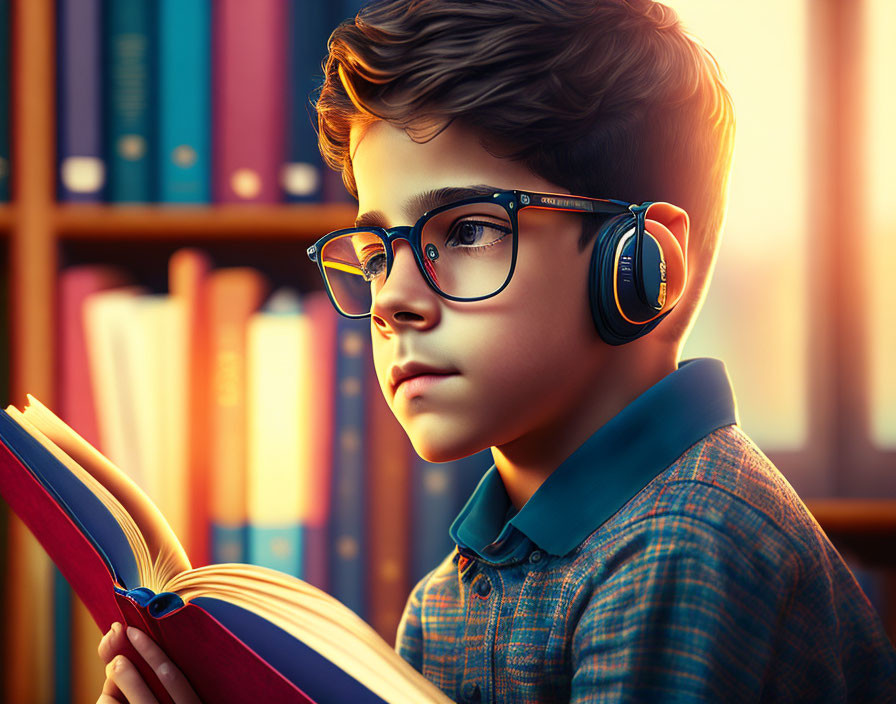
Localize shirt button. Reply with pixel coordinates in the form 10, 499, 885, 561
529, 550, 543, 564
462, 682, 481, 702
474, 576, 491, 597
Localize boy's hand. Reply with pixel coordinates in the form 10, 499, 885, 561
96, 622, 201, 704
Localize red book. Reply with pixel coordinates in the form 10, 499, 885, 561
0, 398, 453, 704
213, 0, 286, 203
301, 292, 338, 592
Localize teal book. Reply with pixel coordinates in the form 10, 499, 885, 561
104, 0, 155, 202
158, 0, 210, 203
0, 0, 9, 201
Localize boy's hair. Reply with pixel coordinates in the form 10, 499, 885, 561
315, 0, 736, 342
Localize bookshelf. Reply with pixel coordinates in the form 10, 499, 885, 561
2, 0, 895, 701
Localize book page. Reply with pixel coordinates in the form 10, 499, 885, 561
14, 396, 191, 589
166, 563, 454, 704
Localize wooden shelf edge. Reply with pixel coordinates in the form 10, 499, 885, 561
804, 499, 896, 534
54, 202, 358, 239
0, 205, 15, 232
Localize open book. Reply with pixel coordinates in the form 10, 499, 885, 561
0, 396, 452, 704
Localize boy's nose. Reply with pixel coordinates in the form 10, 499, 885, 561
371, 239, 440, 325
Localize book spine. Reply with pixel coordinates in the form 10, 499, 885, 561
0, 0, 9, 201
212, 0, 286, 203
301, 292, 339, 592
158, 0, 210, 203
365, 357, 412, 644
168, 249, 214, 566
412, 451, 490, 585
104, 0, 155, 203
207, 269, 269, 565
53, 568, 72, 704
246, 291, 309, 577
283, 0, 328, 202
328, 316, 369, 619
56, 0, 104, 202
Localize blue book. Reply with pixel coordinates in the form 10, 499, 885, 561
328, 317, 370, 620
0, 0, 9, 201
52, 568, 72, 704
57, 0, 104, 201
284, 0, 329, 202
0, 399, 451, 704
104, 0, 155, 202
411, 451, 491, 584
158, 0, 210, 203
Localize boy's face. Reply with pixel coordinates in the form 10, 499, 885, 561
351, 120, 616, 463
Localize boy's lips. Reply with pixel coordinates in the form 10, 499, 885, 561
389, 360, 459, 395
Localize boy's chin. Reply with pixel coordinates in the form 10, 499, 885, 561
405, 423, 489, 464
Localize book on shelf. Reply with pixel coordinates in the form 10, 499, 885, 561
103, 0, 155, 203
158, 0, 211, 203
246, 288, 312, 577
213, 0, 286, 203
328, 316, 371, 620
0, 395, 453, 704
57, 0, 105, 201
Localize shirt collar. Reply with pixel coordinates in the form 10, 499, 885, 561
449, 357, 739, 562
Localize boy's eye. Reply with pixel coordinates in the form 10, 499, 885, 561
445, 218, 511, 248
359, 247, 387, 281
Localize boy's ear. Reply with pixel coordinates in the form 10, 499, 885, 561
643, 201, 689, 313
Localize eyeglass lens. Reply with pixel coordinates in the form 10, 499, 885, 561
319, 201, 514, 316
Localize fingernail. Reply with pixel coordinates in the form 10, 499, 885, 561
126, 626, 140, 643
111, 621, 121, 635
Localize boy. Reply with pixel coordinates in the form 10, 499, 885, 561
98, 1, 896, 702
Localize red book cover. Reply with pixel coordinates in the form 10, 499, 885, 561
213, 0, 286, 203
57, 265, 134, 703
0, 400, 453, 704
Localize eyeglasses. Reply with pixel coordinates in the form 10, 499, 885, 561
307, 189, 650, 318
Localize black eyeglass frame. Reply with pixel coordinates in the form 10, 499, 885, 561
306, 189, 652, 319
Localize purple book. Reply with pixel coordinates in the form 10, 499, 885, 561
57, 0, 105, 201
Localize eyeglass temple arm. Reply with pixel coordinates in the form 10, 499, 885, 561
517, 191, 631, 215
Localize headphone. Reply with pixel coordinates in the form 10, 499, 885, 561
588, 202, 686, 346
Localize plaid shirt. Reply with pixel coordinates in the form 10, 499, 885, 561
395, 357, 896, 703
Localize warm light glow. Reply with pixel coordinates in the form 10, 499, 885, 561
864, 0, 896, 448
671, 0, 809, 449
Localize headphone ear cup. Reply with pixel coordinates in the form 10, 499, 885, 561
589, 214, 683, 345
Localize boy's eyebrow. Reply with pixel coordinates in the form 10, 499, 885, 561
354, 184, 502, 228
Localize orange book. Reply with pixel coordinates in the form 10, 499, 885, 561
206, 268, 269, 564
169, 248, 213, 566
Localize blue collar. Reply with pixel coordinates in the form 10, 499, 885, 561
449, 357, 739, 562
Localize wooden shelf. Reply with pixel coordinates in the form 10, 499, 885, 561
805, 499, 896, 534
54, 202, 357, 239
0, 205, 14, 231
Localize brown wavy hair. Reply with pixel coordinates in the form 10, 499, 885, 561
315, 0, 736, 341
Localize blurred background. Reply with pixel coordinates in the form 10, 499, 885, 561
0, 0, 893, 701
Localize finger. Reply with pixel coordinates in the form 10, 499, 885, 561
98, 622, 127, 664
106, 655, 160, 704
97, 623, 126, 700
99, 676, 126, 703
127, 626, 202, 704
